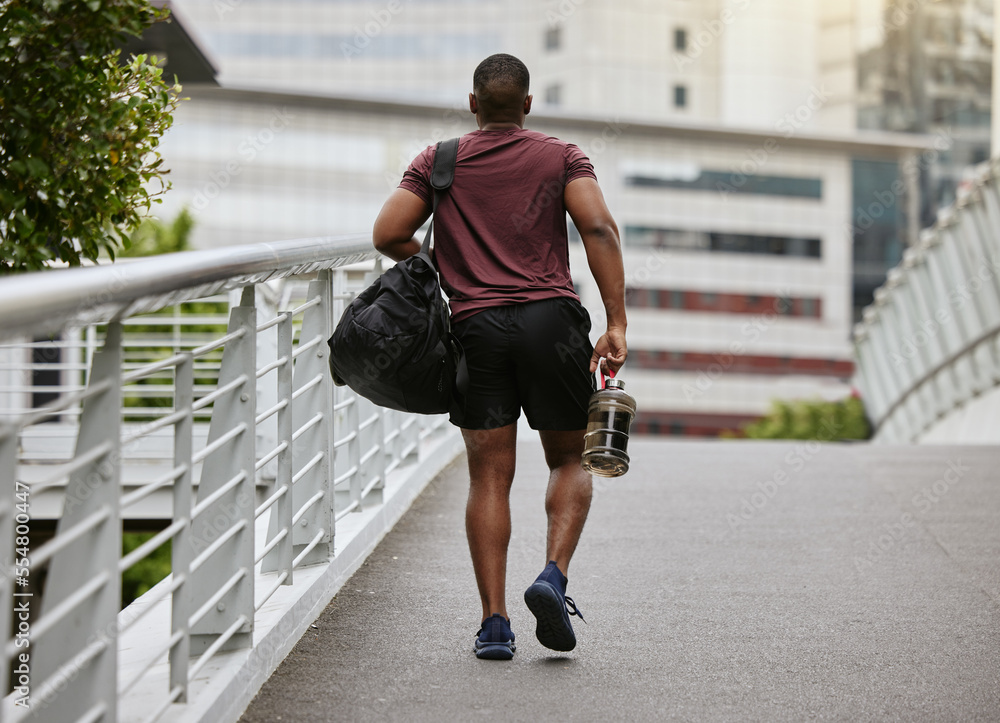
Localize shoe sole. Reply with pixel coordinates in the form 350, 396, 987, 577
474, 641, 515, 660
524, 580, 576, 652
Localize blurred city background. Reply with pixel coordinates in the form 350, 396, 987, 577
1, 4, 998, 719
67, 0, 1000, 438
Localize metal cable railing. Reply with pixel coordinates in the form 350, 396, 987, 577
852, 159, 1000, 442
0, 236, 460, 723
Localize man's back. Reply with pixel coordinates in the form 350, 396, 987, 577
372, 52, 626, 660
399, 128, 595, 320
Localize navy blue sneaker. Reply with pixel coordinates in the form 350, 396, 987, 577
524, 561, 586, 652
474, 614, 516, 660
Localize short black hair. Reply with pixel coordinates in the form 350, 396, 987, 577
472, 53, 530, 120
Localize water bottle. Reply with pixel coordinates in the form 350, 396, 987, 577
581, 371, 637, 477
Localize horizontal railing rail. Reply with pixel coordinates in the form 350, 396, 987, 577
852, 159, 1000, 442
0, 235, 462, 723
0, 236, 375, 340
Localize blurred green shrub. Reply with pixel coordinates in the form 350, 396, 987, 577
739, 396, 870, 440
121, 208, 194, 257
0, 0, 181, 272
122, 531, 171, 608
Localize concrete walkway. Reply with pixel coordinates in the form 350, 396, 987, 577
238, 440, 1000, 722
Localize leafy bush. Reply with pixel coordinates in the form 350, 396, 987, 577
121, 207, 194, 257
740, 396, 870, 440
0, 0, 181, 273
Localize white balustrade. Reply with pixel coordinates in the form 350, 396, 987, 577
0, 236, 461, 722
853, 160, 1000, 442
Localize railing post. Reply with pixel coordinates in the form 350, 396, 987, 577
905, 260, 957, 419
337, 389, 364, 515
928, 238, 983, 394
400, 415, 421, 462
363, 402, 386, 507
941, 226, 992, 392
376, 409, 388, 499
188, 287, 256, 655
964, 204, 1000, 366
255, 291, 280, 483
381, 409, 399, 465
896, 283, 942, 432
865, 309, 909, 438
853, 334, 889, 424
923, 239, 972, 407
287, 273, 334, 567
169, 353, 194, 702
34, 322, 122, 722
261, 313, 295, 578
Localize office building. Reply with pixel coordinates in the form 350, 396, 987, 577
158, 0, 927, 435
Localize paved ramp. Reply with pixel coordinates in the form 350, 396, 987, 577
238, 440, 1000, 722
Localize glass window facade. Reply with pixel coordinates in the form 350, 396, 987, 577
625, 226, 822, 258
626, 169, 823, 199
851, 157, 904, 319
625, 287, 823, 318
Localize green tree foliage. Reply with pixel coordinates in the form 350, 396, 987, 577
741, 396, 871, 440
121, 207, 194, 256
121, 531, 171, 608
0, 0, 182, 273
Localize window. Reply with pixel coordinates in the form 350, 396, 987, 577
545, 84, 562, 106
673, 84, 687, 108
674, 28, 687, 51
625, 287, 822, 315
545, 26, 561, 51
625, 169, 823, 199
625, 226, 822, 259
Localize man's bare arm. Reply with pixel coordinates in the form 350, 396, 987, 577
372, 188, 432, 262
564, 176, 628, 374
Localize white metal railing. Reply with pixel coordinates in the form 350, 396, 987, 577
0, 236, 461, 722
852, 159, 1000, 442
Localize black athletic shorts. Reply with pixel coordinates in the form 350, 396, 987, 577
449, 297, 596, 431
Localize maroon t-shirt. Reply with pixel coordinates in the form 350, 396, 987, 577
398, 128, 597, 322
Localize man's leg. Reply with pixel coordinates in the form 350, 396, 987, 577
538, 429, 592, 575
463, 423, 517, 621
522, 428, 591, 652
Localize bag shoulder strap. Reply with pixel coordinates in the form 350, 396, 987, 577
420, 137, 460, 256
430, 137, 459, 191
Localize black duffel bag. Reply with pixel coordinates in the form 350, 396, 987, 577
327, 138, 467, 415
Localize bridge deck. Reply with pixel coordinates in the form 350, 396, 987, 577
238, 440, 1000, 722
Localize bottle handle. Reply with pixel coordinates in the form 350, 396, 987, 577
597, 359, 616, 389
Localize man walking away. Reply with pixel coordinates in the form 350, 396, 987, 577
372, 53, 627, 659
